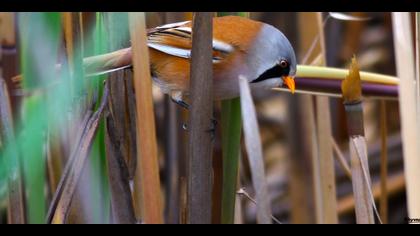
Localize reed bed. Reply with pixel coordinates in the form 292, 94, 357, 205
0, 12, 417, 224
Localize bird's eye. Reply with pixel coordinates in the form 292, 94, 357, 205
279, 60, 288, 68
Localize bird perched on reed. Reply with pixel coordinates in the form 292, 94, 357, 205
83, 15, 297, 108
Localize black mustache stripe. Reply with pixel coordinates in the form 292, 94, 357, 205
251, 64, 290, 83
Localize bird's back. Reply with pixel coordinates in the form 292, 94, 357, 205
148, 16, 265, 97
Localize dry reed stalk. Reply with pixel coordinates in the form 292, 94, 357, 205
239, 76, 272, 224
49, 85, 109, 224
392, 12, 420, 220
104, 112, 137, 224
331, 136, 352, 180
186, 12, 214, 224
342, 57, 374, 224
302, 12, 338, 224
416, 13, 420, 136
129, 12, 163, 224
161, 12, 191, 225
61, 12, 95, 224
102, 12, 137, 224
338, 172, 405, 215
379, 101, 388, 223
288, 12, 320, 224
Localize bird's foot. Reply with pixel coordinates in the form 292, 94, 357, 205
206, 117, 218, 141
182, 122, 189, 131
181, 117, 217, 141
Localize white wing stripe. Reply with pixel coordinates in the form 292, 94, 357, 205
156, 21, 190, 29
174, 27, 192, 33
213, 39, 234, 53
148, 42, 191, 59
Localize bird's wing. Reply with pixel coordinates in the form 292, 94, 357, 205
147, 21, 234, 62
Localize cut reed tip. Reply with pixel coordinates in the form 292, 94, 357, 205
341, 56, 362, 103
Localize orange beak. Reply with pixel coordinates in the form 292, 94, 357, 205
282, 76, 295, 94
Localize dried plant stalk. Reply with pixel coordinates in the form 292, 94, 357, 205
50, 85, 109, 224
338, 172, 405, 215
392, 12, 420, 220
104, 112, 137, 224
313, 12, 338, 224
186, 12, 214, 224
239, 76, 272, 224
129, 12, 163, 224
292, 12, 320, 224
349, 137, 374, 224
379, 101, 388, 223
342, 56, 374, 224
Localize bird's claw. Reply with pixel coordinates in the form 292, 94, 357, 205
206, 118, 218, 141
181, 118, 217, 141
182, 123, 189, 131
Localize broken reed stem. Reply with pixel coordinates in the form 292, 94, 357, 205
379, 101, 388, 223
50, 84, 109, 224
392, 12, 420, 220
342, 57, 375, 224
129, 12, 163, 224
46, 110, 92, 223
236, 188, 282, 224
0, 78, 25, 224
239, 76, 272, 224
186, 12, 214, 224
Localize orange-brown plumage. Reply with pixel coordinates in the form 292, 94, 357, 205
148, 16, 264, 98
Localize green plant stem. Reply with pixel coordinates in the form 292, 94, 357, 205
220, 98, 242, 224
88, 12, 110, 224
218, 11, 245, 225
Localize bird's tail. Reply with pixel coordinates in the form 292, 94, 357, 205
11, 47, 133, 88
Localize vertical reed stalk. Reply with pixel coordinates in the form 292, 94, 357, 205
129, 12, 163, 224
220, 98, 242, 224
415, 13, 420, 135
186, 12, 214, 224
104, 12, 136, 224
217, 11, 246, 225
342, 57, 374, 224
290, 12, 322, 224
310, 12, 338, 224
161, 13, 193, 225
379, 100, 388, 223
392, 12, 420, 220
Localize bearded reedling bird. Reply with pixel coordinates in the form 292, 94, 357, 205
82, 15, 297, 108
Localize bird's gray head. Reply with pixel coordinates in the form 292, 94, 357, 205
248, 23, 297, 93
